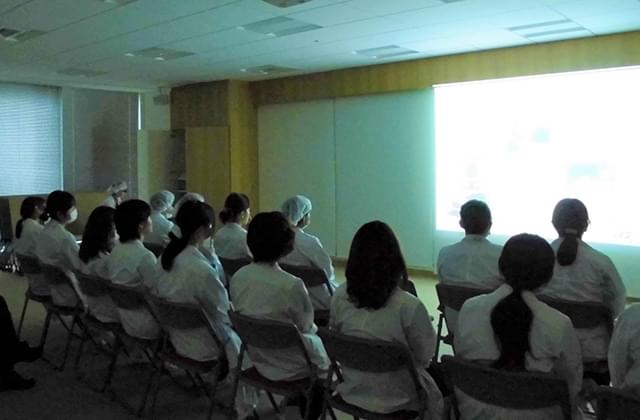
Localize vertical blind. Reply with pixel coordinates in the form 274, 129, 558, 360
0, 82, 61, 195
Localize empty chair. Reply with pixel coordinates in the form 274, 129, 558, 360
594, 386, 640, 420
15, 254, 49, 340
319, 328, 427, 420
280, 263, 333, 325
442, 355, 572, 420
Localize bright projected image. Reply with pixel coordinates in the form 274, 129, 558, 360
435, 66, 640, 246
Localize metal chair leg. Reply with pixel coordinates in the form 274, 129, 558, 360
57, 314, 78, 370
39, 310, 53, 348
16, 295, 30, 340
206, 365, 222, 420
435, 313, 444, 359
136, 361, 158, 417
101, 338, 121, 393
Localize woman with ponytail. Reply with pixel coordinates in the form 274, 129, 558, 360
35, 191, 82, 307
538, 198, 626, 373
455, 234, 583, 419
213, 193, 251, 259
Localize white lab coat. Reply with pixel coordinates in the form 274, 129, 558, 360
608, 304, 640, 397
537, 238, 626, 362
146, 211, 174, 245
35, 220, 81, 307
280, 228, 337, 310
103, 240, 159, 339
80, 252, 119, 323
154, 245, 238, 362
230, 262, 329, 381
101, 195, 118, 209
330, 284, 444, 419
15, 219, 49, 296
436, 234, 503, 334
214, 223, 251, 260
455, 284, 583, 420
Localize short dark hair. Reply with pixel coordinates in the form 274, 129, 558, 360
219, 193, 250, 224
16, 196, 45, 238
79, 206, 116, 263
45, 190, 76, 222
247, 212, 294, 263
346, 221, 408, 310
114, 199, 151, 243
460, 199, 492, 234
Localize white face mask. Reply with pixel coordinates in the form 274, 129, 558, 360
67, 208, 78, 224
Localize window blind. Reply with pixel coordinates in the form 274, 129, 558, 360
0, 82, 61, 195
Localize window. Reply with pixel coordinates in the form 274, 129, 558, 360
0, 82, 61, 195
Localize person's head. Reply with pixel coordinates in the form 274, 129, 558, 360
174, 192, 205, 215
459, 199, 492, 235
219, 193, 251, 226
15, 196, 46, 238
281, 195, 312, 228
491, 233, 555, 371
150, 190, 175, 215
79, 206, 116, 263
552, 198, 589, 266
114, 199, 152, 243
161, 200, 215, 271
45, 190, 77, 225
247, 212, 295, 264
345, 221, 408, 310
107, 181, 128, 202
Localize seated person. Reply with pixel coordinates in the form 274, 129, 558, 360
78, 206, 119, 323
608, 304, 640, 397
214, 193, 252, 260
455, 234, 583, 420
230, 212, 329, 419
330, 221, 443, 419
436, 199, 503, 334
103, 200, 159, 339
537, 199, 626, 372
14, 196, 48, 296
102, 181, 128, 209
146, 190, 175, 246
279, 195, 337, 310
35, 191, 82, 308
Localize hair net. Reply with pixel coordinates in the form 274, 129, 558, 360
175, 192, 205, 213
150, 190, 175, 212
107, 181, 128, 194
281, 195, 313, 225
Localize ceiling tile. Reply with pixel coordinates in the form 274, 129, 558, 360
0, 0, 113, 31
347, 0, 442, 16
287, 3, 378, 25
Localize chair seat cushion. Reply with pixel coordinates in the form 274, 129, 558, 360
329, 394, 419, 420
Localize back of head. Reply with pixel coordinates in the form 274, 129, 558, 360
107, 181, 128, 195
79, 206, 116, 263
114, 199, 151, 243
460, 199, 492, 235
219, 192, 250, 224
552, 198, 589, 266
161, 200, 215, 271
174, 192, 205, 214
247, 212, 294, 263
345, 221, 408, 310
45, 190, 76, 222
281, 195, 312, 227
16, 196, 45, 238
150, 190, 175, 213
492, 233, 555, 370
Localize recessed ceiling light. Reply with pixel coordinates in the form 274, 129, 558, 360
124, 52, 135, 57
154, 56, 165, 61
266, 33, 276, 37
239, 68, 248, 72
236, 26, 246, 31
354, 45, 419, 59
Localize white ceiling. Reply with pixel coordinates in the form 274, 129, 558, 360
0, 0, 639, 91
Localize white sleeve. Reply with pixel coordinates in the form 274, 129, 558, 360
138, 253, 160, 292
555, 321, 583, 406
307, 236, 337, 288
601, 257, 626, 318
405, 301, 436, 367
63, 234, 80, 270
289, 280, 317, 334
609, 307, 640, 391
196, 269, 233, 339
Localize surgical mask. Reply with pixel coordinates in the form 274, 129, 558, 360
67, 208, 78, 224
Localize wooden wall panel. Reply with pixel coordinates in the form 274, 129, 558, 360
171, 81, 229, 129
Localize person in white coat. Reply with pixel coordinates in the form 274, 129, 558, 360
330, 221, 443, 419
455, 233, 583, 420
279, 195, 337, 311
214, 193, 251, 260
103, 199, 159, 339
102, 181, 128, 209
608, 304, 640, 397
231, 211, 329, 420
146, 190, 175, 246
14, 197, 48, 296
35, 191, 82, 308
78, 206, 118, 323
174, 192, 205, 215
537, 198, 626, 379
436, 199, 503, 334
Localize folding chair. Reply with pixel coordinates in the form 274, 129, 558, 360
434, 283, 489, 358
39, 263, 84, 370
594, 386, 640, 420
228, 310, 320, 420
15, 253, 49, 340
218, 256, 252, 279
318, 327, 427, 420
538, 296, 613, 382
143, 242, 165, 258
107, 282, 162, 416
442, 355, 572, 420
280, 264, 334, 326
146, 295, 229, 420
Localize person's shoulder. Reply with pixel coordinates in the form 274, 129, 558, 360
618, 303, 640, 324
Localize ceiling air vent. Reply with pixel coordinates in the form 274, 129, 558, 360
261, 0, 312, 8
508, 19, 588, 39
127, 47, 194, 61
241, 65, 298, 75
239, 16, 321, 37
354, 45, 419, 59
0, 27, 45, 42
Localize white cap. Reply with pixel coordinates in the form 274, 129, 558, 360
107, 181, 128, 194
150, 190, 175, 212
281, 195, 312, 225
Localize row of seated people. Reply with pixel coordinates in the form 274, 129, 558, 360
11, 190, 640, 419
